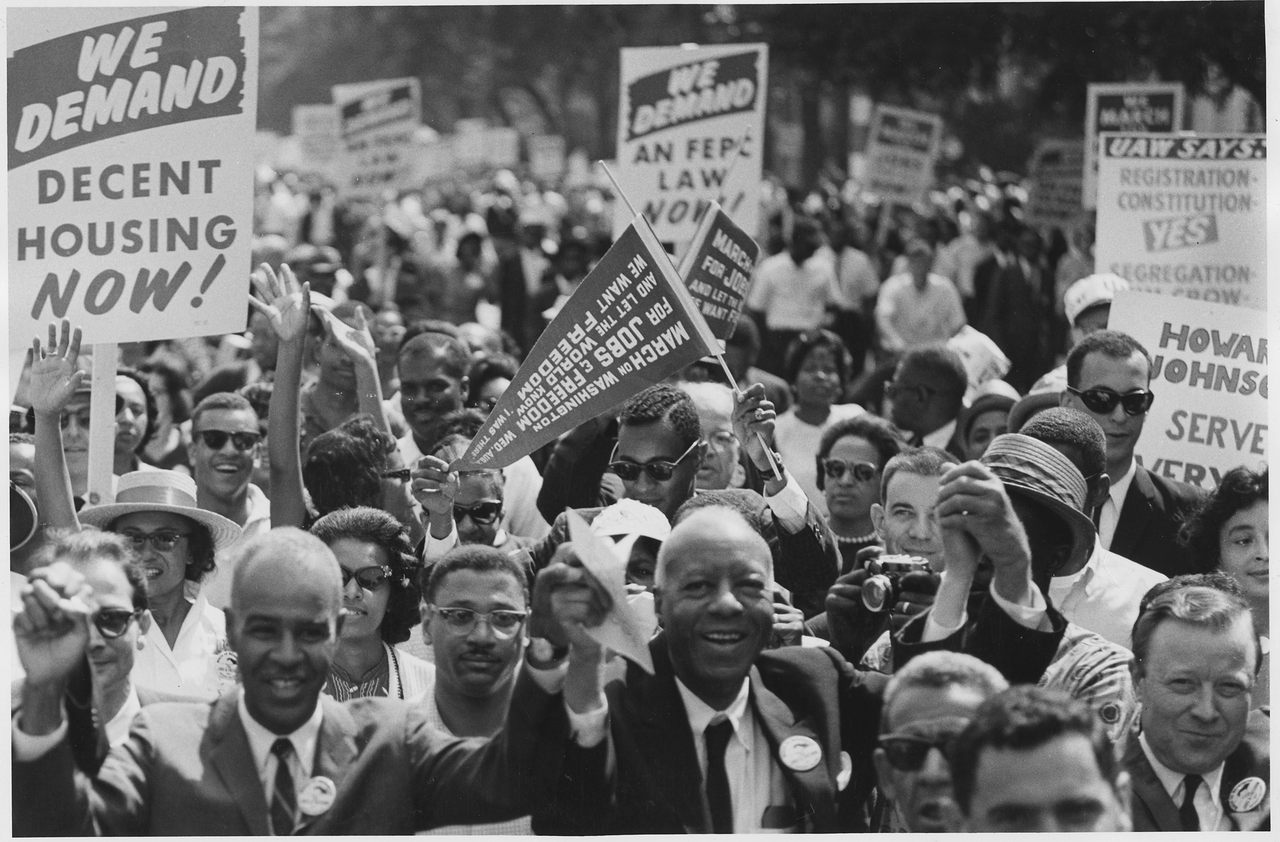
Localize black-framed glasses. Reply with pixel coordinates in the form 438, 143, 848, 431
119, 530, 190, 553
823, 458, 878, 483
878, 728, 966, 772
193, 429, 262, 451
92, 607, 142, 639
608, 439, 701, 482
381, 468, 411, 482
340, 564, 392, 590
454, 499, 502, 525
430, 605, 528, 636
884, 381, 937, 403
1066, 386, 1154, 416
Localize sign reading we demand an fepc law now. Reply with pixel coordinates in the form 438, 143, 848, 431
8, 7, 258, 348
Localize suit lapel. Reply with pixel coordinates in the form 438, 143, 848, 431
207, 695, 271, 836
1112, 467, 1157, 559
294, 697, 360, 834
749, 668, 834, 832
1122, 733, 1182, 831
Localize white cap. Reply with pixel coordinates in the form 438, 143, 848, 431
1064, 273, 1129, 326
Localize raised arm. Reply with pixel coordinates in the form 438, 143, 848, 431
249, 264, 310, 528
28, 320, 86, 531
313, 305, 391, 438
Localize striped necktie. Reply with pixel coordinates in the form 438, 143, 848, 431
270, 738, 297, 836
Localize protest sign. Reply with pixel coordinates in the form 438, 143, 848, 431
1109, 291, 1266, 490
482, 127, 520, 169
8, 6, 258, 347
1024, 138, 1085, 229
527, 134, 566, 183
454, 216, 719, 471
675, 202, 760, 346
1095, 133, 1265, 309
291, 103, 341, 175
864, 104, 943, 206
614, 43, 768, 245
1083, 82, 1184, 209
332, 77, 420, 200
414, 134, 457, 185
566, 510, 656, 673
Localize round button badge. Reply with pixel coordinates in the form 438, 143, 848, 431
778, 735, 822, 772
297, 776, 337, 816
1228, 777, 1266, 813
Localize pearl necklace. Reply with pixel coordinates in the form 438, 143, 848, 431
834, 531, 878, 546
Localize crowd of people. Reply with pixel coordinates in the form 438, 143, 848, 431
9, 158, 1269, 835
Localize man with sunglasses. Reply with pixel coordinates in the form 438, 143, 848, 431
1060, 330, 1205, 577
872, 651, 1008, 832
187, 392, 273, 608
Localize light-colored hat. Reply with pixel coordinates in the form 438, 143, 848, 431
981, 434, 1096, 576
79, 470, 242, 552
591, 499, 671, 543
1064, 273, 1129, 326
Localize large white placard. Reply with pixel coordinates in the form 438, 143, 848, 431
1083, 82, 1184, 209
864, 104, 942, 206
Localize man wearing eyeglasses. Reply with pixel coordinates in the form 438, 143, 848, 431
187, 392, 273, 608
883, 346, 969, 457
872, 651, 1008, 832
1060, 330, 1205, 577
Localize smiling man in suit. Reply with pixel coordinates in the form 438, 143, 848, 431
12, 527, 604, 836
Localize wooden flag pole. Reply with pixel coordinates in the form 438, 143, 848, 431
86, 343, 118, 507
598, 161, 783, 483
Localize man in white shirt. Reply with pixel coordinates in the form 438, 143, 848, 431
1123, 584, 1268, 831
875, 239, 966, 355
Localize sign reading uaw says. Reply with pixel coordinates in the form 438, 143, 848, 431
1095, 133, 1265, 310
454, 217, 719, 471
8, 7, 258, 346
613, 43, 767, 245
1110, 291, 1266, 490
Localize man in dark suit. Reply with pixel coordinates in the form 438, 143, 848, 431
13, 528, 601, 836
1123, 583, 1269, 832
1060, 330, 1205, 577
538, 506, 889, 833
883, 346, 968, 457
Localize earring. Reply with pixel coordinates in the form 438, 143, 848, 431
136, 637, 146, 651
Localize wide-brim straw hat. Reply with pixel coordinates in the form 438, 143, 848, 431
79, 470, 242, 552
981, 433, 1096, 575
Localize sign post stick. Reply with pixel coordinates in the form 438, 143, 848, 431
599, 160, 783, 482
86, 343, 117, 507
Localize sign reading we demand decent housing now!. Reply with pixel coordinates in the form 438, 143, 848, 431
8, 7, 258, 347
454, 218, 719, 471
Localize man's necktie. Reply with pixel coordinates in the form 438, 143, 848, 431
704, 718, 734, 834
1179, 774, 1202, 832
1091, 504, 1103, 530
271, 738, 298, 836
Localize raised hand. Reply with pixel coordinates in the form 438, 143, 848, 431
529, 545, 613, 651
313, 304, 376, 366
28, 320, 86, 416
410, 455, 459, 521
248, 262, 311, 342
13, 562, 94, 691
731, 382, 777, 469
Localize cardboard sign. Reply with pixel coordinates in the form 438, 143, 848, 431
1083, 82, 1184, 209
1095, 133, 1265, 310
1024, 138, 1085, 229
1109, 291, 1266, 490
291, 103, 341, 174
614, 43, 768, 245
527, 134, 566, 183
7, 6, 258, 347
453, 217, 718, 470
332, 77, 420, 200
414, 134, 456, 185
865, 104, 943, 205
675, 202, 760, 345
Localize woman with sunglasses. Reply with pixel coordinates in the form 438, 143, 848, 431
773, 329, 865, 516
815, 415, 905, 573
309, 506, 432, 701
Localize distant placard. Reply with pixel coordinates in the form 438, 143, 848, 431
1083, 82, 1184, 209
1110, 291, 1266, 490
483, 127, 520, 169
865, 104, 943, 206
527, 134, 566, 183
332, 77, 421, 200
614, 43, 768, 245
1095, 133, 1265, 310
1024, 138, 1084, 229
8, 6, 258, 346
292, 103, 341, 173
676, 202, 760, 345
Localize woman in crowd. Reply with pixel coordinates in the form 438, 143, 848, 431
957, 379, 1021, 461
113, 367, 158, 475
138, 353, 194, 474
1180, 465, 1269, 707
310, 506, 433, 701
815, 415, 904, 573
772, 329, 864, 515
467, 353, 519, 415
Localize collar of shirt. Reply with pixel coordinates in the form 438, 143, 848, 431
105, 683, 142, 748
674, 675, 753, 757
922, 418, 957, 450
1049, 536, 1102, 603
1108, 459, 1139, 511
237, 687, 323, 784
244, 483, 272, 529
1138, 731, 1225, 822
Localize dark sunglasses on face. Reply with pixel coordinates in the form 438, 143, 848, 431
340, 564, 392, 590
430, 605, 528, 635
93, 607, 142, 639
878, 729, 966, 772
823, 458, 878, 483
193, 429, 263, 451
1066, 385, 1154, 416
608, 439, 700, 483
120, 530, 190, 553
454, 499, 502, 525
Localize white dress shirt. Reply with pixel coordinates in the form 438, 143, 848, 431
1049, 538, 1166, 648
1139, 731, 1227, 831
104, 684, 143, 748
238, 689, 323, 805
1098, 459, 1138, 550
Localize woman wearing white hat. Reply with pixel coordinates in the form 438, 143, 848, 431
27, 321, 242, 702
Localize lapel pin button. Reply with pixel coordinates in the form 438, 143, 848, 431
1228, 777, 1266, 813
778, 735, 822, 772
298, 776, 337, 816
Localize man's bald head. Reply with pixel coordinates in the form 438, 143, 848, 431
656, 506, 772, 589
230, 527, 343, 614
